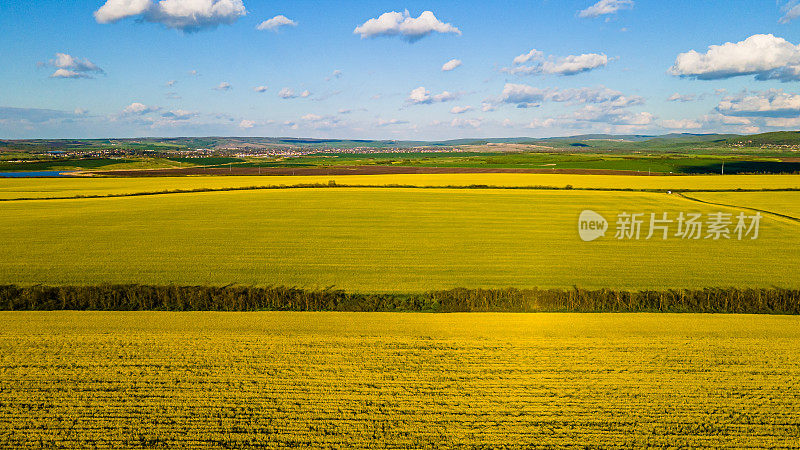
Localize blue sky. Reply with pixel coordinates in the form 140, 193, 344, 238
4, 0, 800, 139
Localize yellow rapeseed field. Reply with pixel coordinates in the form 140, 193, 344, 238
1, 312, 798, 448
2, 173, 800, 199
2, 188, 799, 290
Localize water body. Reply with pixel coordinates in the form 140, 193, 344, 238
0, 171, 73, 178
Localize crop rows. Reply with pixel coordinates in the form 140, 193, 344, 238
1, 312, 799, 448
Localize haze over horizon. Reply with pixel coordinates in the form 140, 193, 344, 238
5, 1, 800, 140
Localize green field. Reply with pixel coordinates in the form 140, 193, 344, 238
1, 185, 798, 291
1, 312, 798, 448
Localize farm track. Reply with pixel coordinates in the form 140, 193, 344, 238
677, 193, 800, 224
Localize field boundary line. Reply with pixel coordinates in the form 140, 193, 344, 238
677, 193, 800, 224
2, 183, 800, 202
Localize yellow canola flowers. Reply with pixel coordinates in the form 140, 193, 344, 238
1, 312, 799, 448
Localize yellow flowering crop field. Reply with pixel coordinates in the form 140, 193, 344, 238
1, 312, 798, 448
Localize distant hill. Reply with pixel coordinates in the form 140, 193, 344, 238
727, 131, 800, 147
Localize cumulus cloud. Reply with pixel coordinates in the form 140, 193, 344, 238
354, 10, 461, 42
573, 106, 654, 126
407, 87, 460, 105
253, 85, 268, 93
257, 15, 297, 31
442, 59, 462, 71
661, 119, 703, 129
716, 89, 800, 118
278, 88, 296, 99
494, 84, 642, 109
513, 49, 544, 65
122, 102, 160, 115
214, 82, 232, 91
450, 117, 481, 128
299, 113, 342, 129
667, 93, 700, 102
525, 118, 559, 129
670, 34, 800, 82
41, 53, 104, 79
300, 90, 311, 98
94, 0, 247, 32
505, 49, 608, 76
161, 109, 195, 120
239, 119, 255, 128
578, 0, 634, 18
450, 106, 473, 114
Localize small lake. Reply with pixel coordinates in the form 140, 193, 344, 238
0, 171, 74, 178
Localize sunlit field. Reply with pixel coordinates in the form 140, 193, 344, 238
1, 312, 798, 448
1, 187, 798, 291
2, 173, 800, 200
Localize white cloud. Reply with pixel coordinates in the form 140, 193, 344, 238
94, 0, 151, 23
257, 15, 297, 31
50, 69, 91, 79
442, 59, 462, 71
573, 106, 654, 125
667, 93, 699, 102
214, 82, 231, 91
122, 102, 160, 115
780, 1, 800, 23
505, 50, 608, 76
450, 106, 473, 114
354, 10, 461, 42
41, 53, 104, 79
765, 117, 800, 127
94, 0, 246, 32
166, 80, 177, 87
670, 34, 800, 82
513, 49, 544, 65
494, 84, 642, 109
161, 109, 195, 120
525, 118, 559, 129
300, 90, 311, 98
326, 70, 343, 81
407, 86, 460, 105
578, 0, 635, 18
278, 88, 296, 99
188, 69, 199, 76
661, 119, 703, 129
450, 118, 481, 128
299, 113, 342, 129
239, 119, 255, 128
253, 85, 268, 93
376, 118, 409, 127
716, 89, 800, 118
408, 87, 431, 104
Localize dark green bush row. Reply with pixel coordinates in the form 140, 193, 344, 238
1, 285, 799, 314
